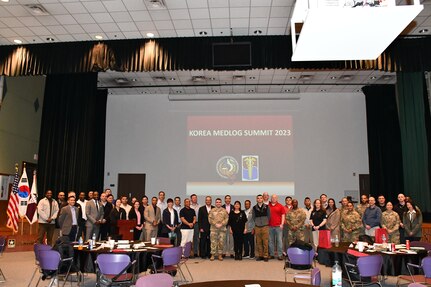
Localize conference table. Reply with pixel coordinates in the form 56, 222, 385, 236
317, 242, 428, 276
182, 280, 314, 287
73, 242, 171, 274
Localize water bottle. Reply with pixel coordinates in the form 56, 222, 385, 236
78, 236, 83, 250
92, 233, 97, 243
334, 235, 339, 247
332, 261, 342, 287
382, 234, 387, 248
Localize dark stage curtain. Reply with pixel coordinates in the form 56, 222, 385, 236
0, 36, 389, 76
363, 85, 404, 202
37, 73, 107, 198
396, 72, 431, 212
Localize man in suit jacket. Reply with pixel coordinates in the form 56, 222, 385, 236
198, 196, 214, 259
144, 197, 161, 241
58, 196, 81, 242
222, 195, 235, 257
85, 191, 105, 241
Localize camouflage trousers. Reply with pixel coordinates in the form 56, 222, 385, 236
388, 231, 400, 244
342, 230, 360, 242
210, 227, 226, 255
287, 229, 305, 246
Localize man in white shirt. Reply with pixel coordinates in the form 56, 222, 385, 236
302, 197, 313, 244
77, 192, 88, 239
120, 196, 132, 219
174, 196, 182, 245
190, 194, 200, 257
157, 191, 167, 236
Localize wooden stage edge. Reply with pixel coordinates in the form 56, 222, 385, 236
0, 221, 39, 252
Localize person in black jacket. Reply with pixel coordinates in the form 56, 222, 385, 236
129, 201, 145, 240
110, 199, 126, 239
198, 196, 214, 259
161, 198, 179, 244
229, 201, 247, 260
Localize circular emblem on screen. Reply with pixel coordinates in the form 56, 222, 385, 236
216, 156, 239, 180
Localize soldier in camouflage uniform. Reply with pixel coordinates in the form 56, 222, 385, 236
356, 194, 369, 217
285, 199, 306, 245
341, 202, 363, 242
381, 201, 400, 243
208, 198, 229, 261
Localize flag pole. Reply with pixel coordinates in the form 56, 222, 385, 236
14, 163, 19, 236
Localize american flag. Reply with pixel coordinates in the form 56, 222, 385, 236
6, 169, 20, 233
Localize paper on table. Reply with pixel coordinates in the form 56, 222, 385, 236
245, 285, 261, 287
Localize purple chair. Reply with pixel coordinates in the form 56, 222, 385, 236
397, 256, 431, 286
37, 250, 62, 287
135, 273, 173, 287
345, 254, 383, 287
95, 253, 137, 287
284, 247, 315, 282
179, 241, 193, 282
411, 241, 431, 255
293, 267, 321, 286
408, 283, 428, 287
151, 246, 183, 280
28, 243, 53, 287
0, 236, 6, 283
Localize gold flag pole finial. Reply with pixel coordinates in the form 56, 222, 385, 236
15, 163, 19, 172
23, 162, 26, 168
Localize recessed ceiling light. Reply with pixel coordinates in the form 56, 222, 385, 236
284, 89, 291, 92
418, 29, 429, 34
208, 77, 216, 81
169, 77, 176, 81
131, 78, 137, 82
46, 37, 54, 42
192, 76, 206, 82
146, 32, 155, 38
330, 76, 337, 80
13, 39, 22, 44
233, 75, 245, 80
95, 35, 103, 40
320, 89, 327, 92
249, 76, 256, 80
254, 30, 262, 35
199, 31, 207, 35
289, 76, 296, 79
300, 75, 313, 80
370, 76, 377, 80
1, 0, 10, 2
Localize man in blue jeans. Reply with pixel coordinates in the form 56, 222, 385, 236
268, 194, 285, 260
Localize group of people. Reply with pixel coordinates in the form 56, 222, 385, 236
36, 189, 422, 263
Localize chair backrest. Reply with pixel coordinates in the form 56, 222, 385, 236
34, 243, 52, 262
287, 247, 314, 266
157, 237, 171, 245
421, 256, 431, 278
135, 273, 173, 287
374, 228, 389, 243
162, 247, 182, 266
183, 241, 192, 258
97, 254, 131, 275
311, 267, 321, 286
408, 283, 427, 287
38, 250, 61, 271
411, 241, 431, 251
357, 254, 383, 277
0, 236, 6, 255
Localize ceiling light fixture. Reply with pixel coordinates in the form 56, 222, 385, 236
24, 4, 49, 16
1, 0, 10, 2
199, 31, 207, 35
146, 32, 155, 38
192, 76, 206, 82
320, 89, 326, 92
370, 76, 377, 80
340, 75, 353, 80
418, 29, 429, 34
300, 75, 313, 80
233, 75, 245, 80
13, 39, 22, 44
330, 76, 337, 80
147, 0, 166, 9
46, 37, 55, 42
95, 35, 103, 40
254, 30, 262, 35
249, 76, 256, 80
289, 76, 296, 79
